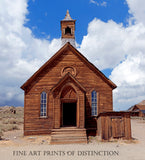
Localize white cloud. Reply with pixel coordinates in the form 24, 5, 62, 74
80, 19, 145, 70
90, 0, 107, 7
80, 1, 145, 110
111, 0, 145, 110
101, 1, 107, 7
126, 0, 145, 25
0, 0, 61, 106
110, 53, 145, 110
1, 0, 145, 111
79, 19, 126, 70
110, 53, 145, 86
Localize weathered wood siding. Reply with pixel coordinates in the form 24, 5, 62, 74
97, 112, 132, 140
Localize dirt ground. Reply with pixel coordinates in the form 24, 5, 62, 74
0, 119, 145, 160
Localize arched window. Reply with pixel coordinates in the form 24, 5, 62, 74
65, 27, 71, 35
40, 92, 47, 117
91, 90, 97, 116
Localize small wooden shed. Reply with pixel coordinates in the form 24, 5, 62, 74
97, 112, 131, 140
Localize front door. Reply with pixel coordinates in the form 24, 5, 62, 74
62, 102, 76, 127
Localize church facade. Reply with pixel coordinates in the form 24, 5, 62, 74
21, 11, 131, 144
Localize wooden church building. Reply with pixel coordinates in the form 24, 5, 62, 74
21, 11, 131, 144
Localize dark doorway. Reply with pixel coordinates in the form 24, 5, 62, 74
63, 103, 76, 126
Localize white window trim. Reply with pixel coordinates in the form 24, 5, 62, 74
40, 91, 47, 117
91, 90, 97, 116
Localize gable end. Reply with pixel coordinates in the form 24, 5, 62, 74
21, 42, 117, 90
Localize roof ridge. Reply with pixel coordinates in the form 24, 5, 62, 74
21, 42, 117, 90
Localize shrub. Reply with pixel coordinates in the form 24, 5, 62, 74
1, 124, 19, 132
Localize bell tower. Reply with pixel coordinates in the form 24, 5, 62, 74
61, 10, 76, 47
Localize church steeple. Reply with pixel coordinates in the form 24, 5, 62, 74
61, 10, 76, 47
64, 10, 73, 20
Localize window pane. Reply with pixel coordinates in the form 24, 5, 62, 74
43, 93, 46, 99
40, 92, 47, 117
44, 100, 46, 103
41, 93, 43, 99
43, 105, 46, 111
91, 91, 97, 116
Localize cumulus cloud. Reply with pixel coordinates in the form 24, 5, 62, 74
110, 53, 145, 110
80, 19, 145, 70
79, 1, 145, 110
110, 53, 145, 86
79, 19, 126, 70
110, 0, 145, 110
0, 0, 61, 106
126, 0, 145, 25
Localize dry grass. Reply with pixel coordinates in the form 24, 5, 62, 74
0, 106, 24, 137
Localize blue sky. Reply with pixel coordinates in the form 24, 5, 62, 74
25, 0, 129, 78
26, 0, 129, 43
0, 0, 145, 110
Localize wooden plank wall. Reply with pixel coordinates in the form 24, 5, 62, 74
97, 112, 132, 141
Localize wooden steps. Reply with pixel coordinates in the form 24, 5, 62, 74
50, 127, 87, 144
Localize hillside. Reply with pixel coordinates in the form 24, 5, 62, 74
0, 106, 24, 138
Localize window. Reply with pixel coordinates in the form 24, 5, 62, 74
91, 90, 97, 116
40, 92, 47, 117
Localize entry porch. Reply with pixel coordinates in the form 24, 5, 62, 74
50, 73, 87, 144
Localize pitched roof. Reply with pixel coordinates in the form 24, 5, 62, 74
138, 100, 145, 105
130, 105, 145, 113
21, 42, 117, 90
127, 106, 134, 111
136, 105, 145, 111
128, 100, 145, 111
62, 10, 75, 21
